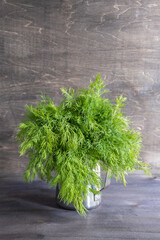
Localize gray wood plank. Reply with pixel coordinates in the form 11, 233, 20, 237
0, 174, 160, 239
0, 0, 160, 178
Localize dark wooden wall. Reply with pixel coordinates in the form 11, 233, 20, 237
0, 0, 160, 178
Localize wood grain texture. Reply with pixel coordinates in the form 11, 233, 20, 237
0, 174, 160, 239
0, 0, 160, 177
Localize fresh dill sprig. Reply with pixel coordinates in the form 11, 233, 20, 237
16, 74, 151, 217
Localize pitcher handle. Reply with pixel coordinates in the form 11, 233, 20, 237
100, 170, 111, 191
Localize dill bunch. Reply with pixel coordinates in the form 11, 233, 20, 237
16, 74, 150, 217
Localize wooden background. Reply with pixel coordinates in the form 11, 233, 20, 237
0, 0, 160, 178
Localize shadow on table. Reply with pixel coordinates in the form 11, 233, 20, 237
0, 179, 78, 223
0, 180, 59, 210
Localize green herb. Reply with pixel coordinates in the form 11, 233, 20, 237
16, 74, 151, 217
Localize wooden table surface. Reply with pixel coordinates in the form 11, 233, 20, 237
0, 174, 160, 240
